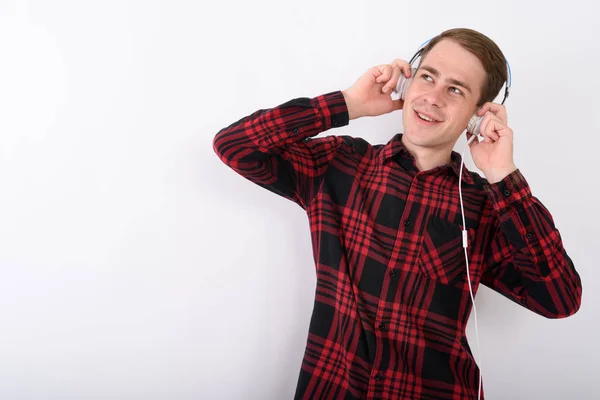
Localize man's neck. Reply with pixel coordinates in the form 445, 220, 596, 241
401, 134, 453, 172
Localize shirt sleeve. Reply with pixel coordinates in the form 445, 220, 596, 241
480, 169, 582, 318
212, 91, 349, 209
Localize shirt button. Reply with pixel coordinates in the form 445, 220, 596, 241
374, 373, 382, 381
389, 270, 396, 278
526, 232, 533, 239
503, 189, 511, 197
378, 322, 385, 329
403, 219, 411, 226
293, 128, 299, 134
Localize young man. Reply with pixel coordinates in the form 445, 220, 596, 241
213, 28, 582, 400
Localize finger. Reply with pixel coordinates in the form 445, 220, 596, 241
489, 114, 508, 139
482, 114, 500, 141
490, 117, 513, 138
481, 113, 501, 141
477, 113, 490, 141
391, 59, 412, 78
391, 98, 404, 111
479, 113, 497, 142
477, 102, 498, 116
383, 66, 402, 93
380, 98, 404, 115
383, 59, 412, 93
477, 102, 507, 123
375, 65, 392, 83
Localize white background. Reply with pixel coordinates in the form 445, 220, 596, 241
1, 0, 598, 399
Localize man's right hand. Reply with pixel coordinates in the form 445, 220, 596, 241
342, 59, 412, 120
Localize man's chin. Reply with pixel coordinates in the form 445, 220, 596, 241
404, 127, 439, 144
404, 127, 463, 154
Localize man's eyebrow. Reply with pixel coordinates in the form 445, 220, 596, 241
419, 65, 472, 94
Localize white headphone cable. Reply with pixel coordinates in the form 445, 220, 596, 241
459, 133, 482, 400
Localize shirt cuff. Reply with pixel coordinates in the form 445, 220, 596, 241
261, 90, 350, 149
312, 90, 350, 131
483, 169, 532, 214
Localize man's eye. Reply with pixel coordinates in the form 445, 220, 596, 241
450, 87, 462, 95
421, 74, 432, 82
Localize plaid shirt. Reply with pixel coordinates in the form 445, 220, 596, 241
212, 90, 582, 399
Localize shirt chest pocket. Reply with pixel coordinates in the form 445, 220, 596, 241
417, 215, 476, 287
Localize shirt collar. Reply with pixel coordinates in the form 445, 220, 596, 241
378, 133, 474, 184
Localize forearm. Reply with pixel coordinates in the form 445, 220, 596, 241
483, 170, 582, 317
213, 91, 348, 161
212, 91, 349, 208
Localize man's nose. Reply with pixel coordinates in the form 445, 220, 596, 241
423, 86, 445, 108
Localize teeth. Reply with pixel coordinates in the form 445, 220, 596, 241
418, 112, 436, 122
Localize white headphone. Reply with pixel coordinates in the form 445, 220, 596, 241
393, 39, 512, 137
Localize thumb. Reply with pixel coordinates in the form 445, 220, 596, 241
391, 98, 404, 111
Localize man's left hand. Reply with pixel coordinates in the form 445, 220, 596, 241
467, 102, 517, 184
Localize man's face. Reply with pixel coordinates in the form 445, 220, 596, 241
402, 39, 486, 151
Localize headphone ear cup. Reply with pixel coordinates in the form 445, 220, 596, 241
394, 67, 417, 100
467, 114, 483, 137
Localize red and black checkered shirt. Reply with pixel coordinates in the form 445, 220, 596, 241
212, 90, 582, 399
